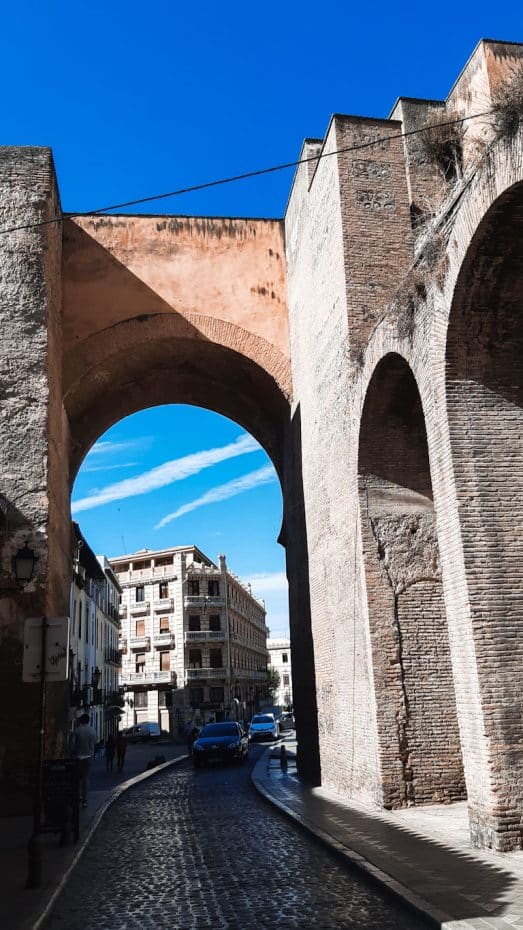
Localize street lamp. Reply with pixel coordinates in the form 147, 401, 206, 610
0, 542, 38, 593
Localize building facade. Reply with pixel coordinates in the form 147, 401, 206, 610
267, 638, 293, 710
69, 524, 122, 740
110, 546, 269, 732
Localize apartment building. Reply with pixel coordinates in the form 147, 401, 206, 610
267, 637, 293, 710
69, 524, 123, 739
110, 545, 269, 732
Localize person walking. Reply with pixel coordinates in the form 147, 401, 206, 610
105, 733, 116, 773
69, 713, 97, 808
116, 732, 127, 773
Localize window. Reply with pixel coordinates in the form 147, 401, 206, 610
209, 648, 222, 669
159, 615, 170, 633
188, 579, 200, 596
159, 580, 169, 599
159, 691, 172, 707
135, 585, 145, 602
78, 603, 82, 640
188, 615, 200, 632
189, 687, 204, 706
159, 651, 170, 672
135, 619, 145, 637
135, 653, 146, 673
209, 614, 220, 631
210, 686, 224, 703
189, 649, 202, 668
282, 653, 288, 663
283, 674, 290, 687
134, 692, 147, 708
208, 579, 219, 596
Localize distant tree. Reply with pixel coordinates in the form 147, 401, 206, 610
267, 666, 280, 699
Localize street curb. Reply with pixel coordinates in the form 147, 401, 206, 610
32, 753, 188, 930
251, 751, 450, 929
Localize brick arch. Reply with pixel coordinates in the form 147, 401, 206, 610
64, 313, 291, 482
444, 180, 523, 850
358, 352, 465, 808
444, 135, 523, 312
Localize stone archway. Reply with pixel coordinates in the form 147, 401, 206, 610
358, 353, 465, 809
445, 181, 523, 849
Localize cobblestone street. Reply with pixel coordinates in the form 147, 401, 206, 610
44, 746, 429, 930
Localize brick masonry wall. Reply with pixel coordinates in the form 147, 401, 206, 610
286, 131, 383, 805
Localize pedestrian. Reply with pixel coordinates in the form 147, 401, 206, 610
69, 713, 97, 808
105, 733, 116, 773
116, 732, 127, 773
185, 719, 199, 755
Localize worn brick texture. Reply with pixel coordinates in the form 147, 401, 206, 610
286, 39, 523, 851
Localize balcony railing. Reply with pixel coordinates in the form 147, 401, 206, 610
129, 600, 150, 614
153, 597, 174, 612
184, 630, 226, 643
129, 635, 151, 651
184, 595, 224, 609
119, 639, 127, 653
119, 604, 128, 618
121, 670, 177, 684
231, 668, 267, 681
152, 632, 175, 648
185, 667, 229, 680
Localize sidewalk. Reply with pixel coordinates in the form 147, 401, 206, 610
1, 740, 188, 930
252, 740, 523, 930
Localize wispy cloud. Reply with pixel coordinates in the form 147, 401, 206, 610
82, 461, 138, 474
85, 439, 147, 458
155, 464, 276, 528
246, 572, 288, 594
72, 434, 261, 515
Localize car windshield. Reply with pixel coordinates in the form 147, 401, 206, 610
199, 724, 238, 738
252, 715, 274, 724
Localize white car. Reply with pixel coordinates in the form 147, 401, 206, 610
248, 713, 279, 742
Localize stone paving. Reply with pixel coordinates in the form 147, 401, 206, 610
43, 744, 430, 930
253, 743, 523, 930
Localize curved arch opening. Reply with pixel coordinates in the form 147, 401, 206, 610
446, 182, 523, 847
70, 403, 287, 740
359, 353, 465, 808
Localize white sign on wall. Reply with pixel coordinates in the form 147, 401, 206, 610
23, 617, 70, 683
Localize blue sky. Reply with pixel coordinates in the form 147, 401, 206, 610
3, 2, 522, 634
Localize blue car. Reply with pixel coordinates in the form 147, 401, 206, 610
192, 722, 249, 768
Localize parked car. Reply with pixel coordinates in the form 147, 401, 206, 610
279, 712, 295, 731
122, 722, 161, 743
248, 713, 280, 742
192, 721, 248, 768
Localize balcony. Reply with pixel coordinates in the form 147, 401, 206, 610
129, 635, 151, 651
184, 595, 225, 609
119, 604, 128, 618
184, 630, 226, 643
232, 668, 267, 681
119, 638, 128, 654
121, 670, 177, 685
153, 597, 174, 612
129, 600, 150, 614
152, 632, 175, 648
185, 667, 229, 680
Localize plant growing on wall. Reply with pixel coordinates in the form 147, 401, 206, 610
419, 110, 464, 183
491, 63, 523, 142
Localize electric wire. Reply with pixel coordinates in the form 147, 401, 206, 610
0, 110, 493, 236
